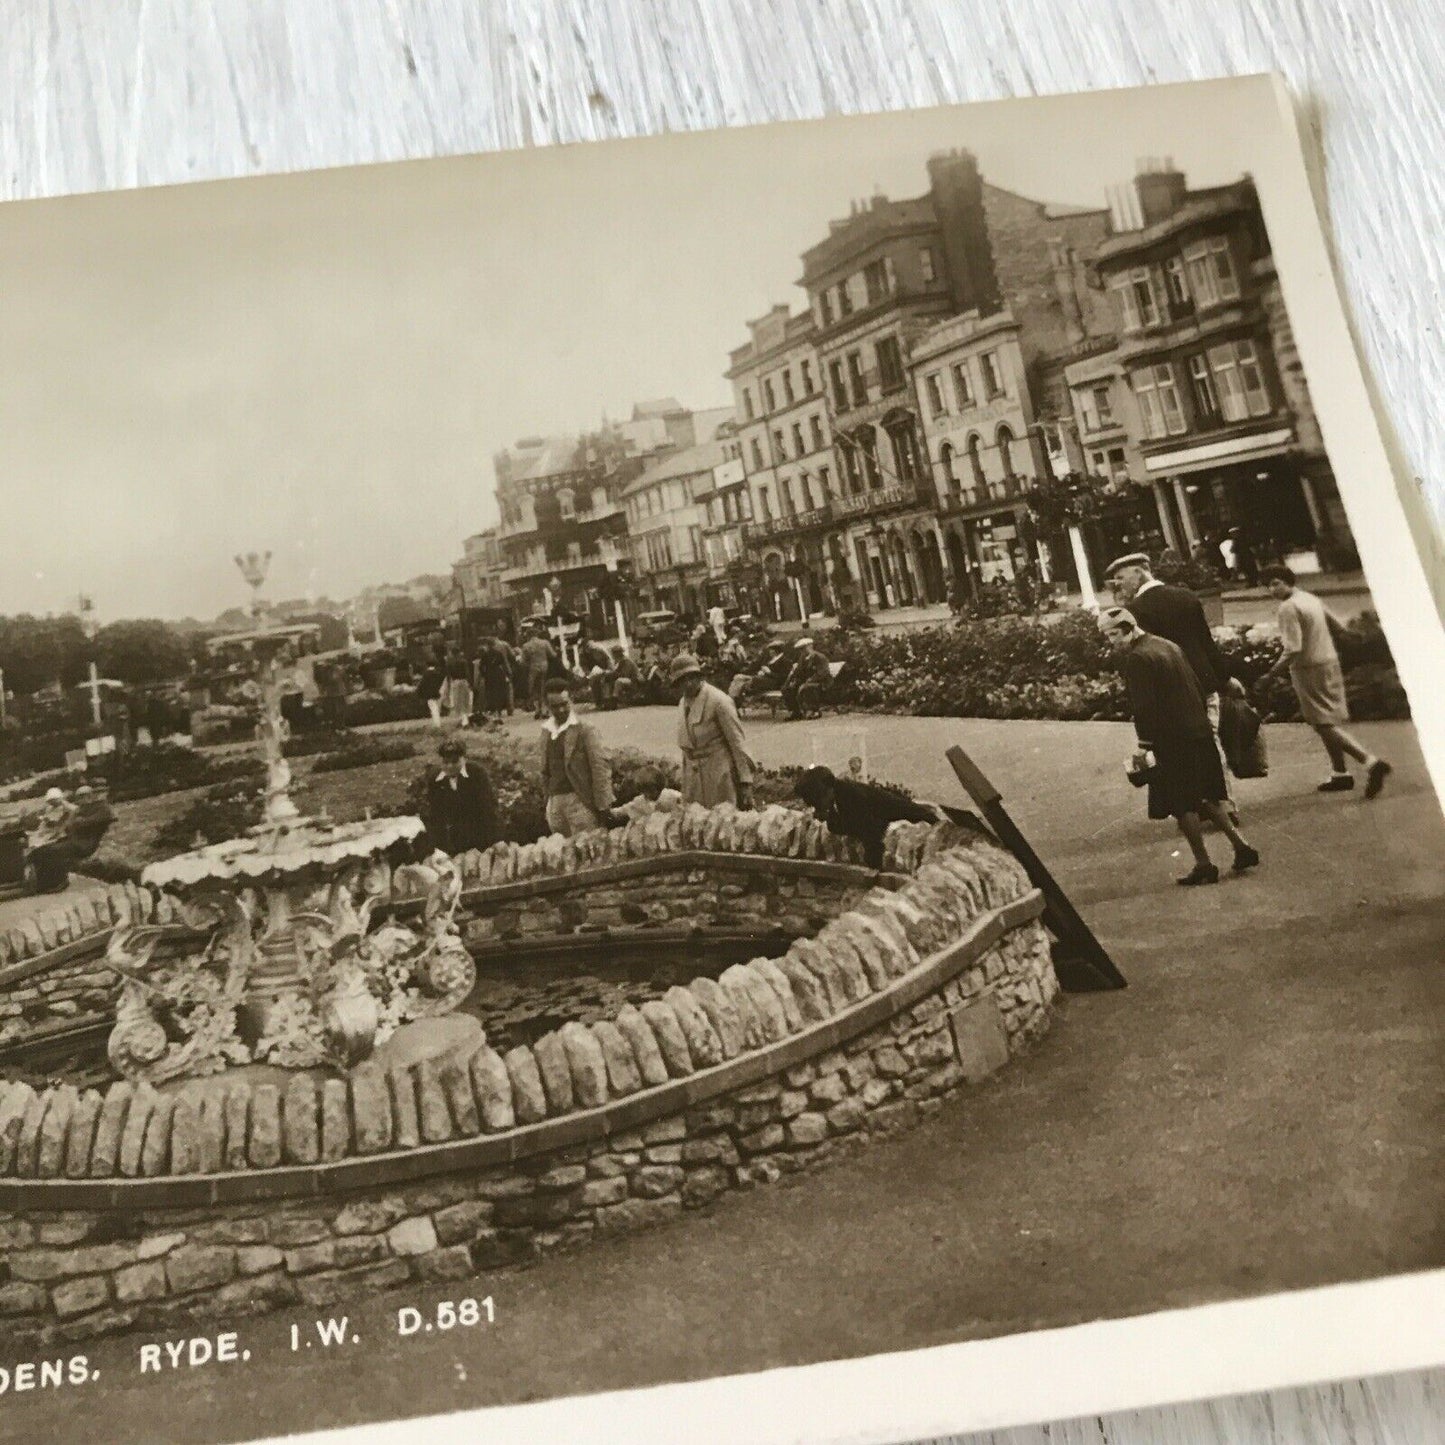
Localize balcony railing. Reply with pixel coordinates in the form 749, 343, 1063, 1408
499, 551, 615, 585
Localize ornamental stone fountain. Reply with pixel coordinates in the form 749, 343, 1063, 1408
101, 573, 473, 1087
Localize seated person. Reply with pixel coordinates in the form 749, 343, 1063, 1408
794, 766, 942, 870
782, 639, 833, 719
25, 787, 80, 893
611, 650, 643, 707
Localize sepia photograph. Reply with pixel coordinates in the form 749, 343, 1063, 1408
0, 73, 1441, 1444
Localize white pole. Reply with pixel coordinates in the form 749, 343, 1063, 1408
792, 575, 807, 621
1068, 525, 1098, 610
0, 668, 6, 729
88, 661, 103, 727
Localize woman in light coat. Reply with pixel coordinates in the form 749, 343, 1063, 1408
670, 652, 755, 808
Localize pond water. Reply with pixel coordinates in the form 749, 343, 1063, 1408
461, 925, 793, 1053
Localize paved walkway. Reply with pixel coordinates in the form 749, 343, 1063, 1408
9, 709, 1442, 1445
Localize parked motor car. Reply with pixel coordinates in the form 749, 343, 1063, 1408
632, 610, 686, 644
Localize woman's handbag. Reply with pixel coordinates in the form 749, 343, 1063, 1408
1219, 693, 1269, 779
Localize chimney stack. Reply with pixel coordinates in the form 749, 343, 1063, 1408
926, 149, 1001, 316
1134, 158, 1187, 226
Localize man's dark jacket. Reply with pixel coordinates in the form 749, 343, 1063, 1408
421, 764, 499, 854
1125, 582, 1230, 696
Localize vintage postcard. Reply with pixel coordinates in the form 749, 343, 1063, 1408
0, 74, 1440, 1444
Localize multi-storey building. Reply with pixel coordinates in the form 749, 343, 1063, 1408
1088, 167, 1356, 571
798, 160, 986, 609
725, 305, 836, 618
912, 309, 1045, 590
693, 419, 756, 612
622, 438, 726, 615
725, 149, 1119, 613
450, 528, 507, 609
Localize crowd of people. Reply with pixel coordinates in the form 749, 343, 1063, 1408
412, 650, 970, 873
412, 612, 842, 734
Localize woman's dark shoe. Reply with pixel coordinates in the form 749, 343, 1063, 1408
1364, 760, 1392, 799
1232, 844, 1261, 873
1177, 862, 1220, 886
1317, 775, 1354, 793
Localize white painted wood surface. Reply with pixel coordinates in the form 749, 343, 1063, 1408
2, 3, 1441, 1441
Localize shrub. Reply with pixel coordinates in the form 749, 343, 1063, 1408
827, 607, 1409, 723
151, 776, 266, 855
307, 735, 417, 774
344, 691, 428, 728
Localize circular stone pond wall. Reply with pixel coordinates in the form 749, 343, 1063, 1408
0, 803, 1057, 1345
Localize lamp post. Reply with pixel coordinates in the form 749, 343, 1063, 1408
76, 596, 104, 729
234, 551, 272, 623
598, 537, 630, 653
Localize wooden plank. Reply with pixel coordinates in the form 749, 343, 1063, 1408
947, 744, 1126, 991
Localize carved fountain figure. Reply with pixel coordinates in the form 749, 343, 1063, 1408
103, 563, 475, 1086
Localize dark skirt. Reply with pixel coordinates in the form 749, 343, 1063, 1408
1147, 733, 1227, 820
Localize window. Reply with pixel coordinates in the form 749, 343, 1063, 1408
997, 425, 1017, 485
1131, 267, 1163, 326
1207, 339, 1272, 420
1165, 256, 1191, 309
967, 434, 986, 493
762, 378, 776, 412
782, 369, 795, 406
780, 479, 795, 515
840, 436, 862, 494
1080, 382, 1114, 431
742, 387, 755, 421
556, 488, 575, 519
800, 359, 814, 394
836, 279, 853, 316
773, 428, 787, 461
688, 526, 703, 561
791, 422, 805, 455
750, 438, 764, 470
829, 359, 849, 411
739, 489, 753, 520
809, 413, 825, 452
758, 486, 772, 520
920, 246, 936, 283
1187, 353, 1220, 423
1133, 363, 1187, 439
863, 259, 889, 304
940, 441, 959, 495
1184, 237, 1240, 306
817, 464, 831, 498
876, 336, 905, 391
924, 371, 947, 418
1110, 277, 1140, 331
979, 350, 1003, 397
951, 362, 974, 410
817, 291, 833, 327
847, 350, 868, 406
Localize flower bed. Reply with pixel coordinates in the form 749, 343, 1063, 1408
828, 609, 1410, 723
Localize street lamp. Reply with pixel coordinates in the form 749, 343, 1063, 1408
234, 551, 272, 622
597, 537, 630, 654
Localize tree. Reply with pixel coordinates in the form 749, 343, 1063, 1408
94, 619, 192, 685
0, 614, 89, 695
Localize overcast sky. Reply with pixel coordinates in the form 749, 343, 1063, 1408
0, 83, 1267, 621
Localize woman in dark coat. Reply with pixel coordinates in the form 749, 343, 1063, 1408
1099, 606, 1259, 886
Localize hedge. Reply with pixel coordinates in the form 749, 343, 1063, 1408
828, 609, 1410, 724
